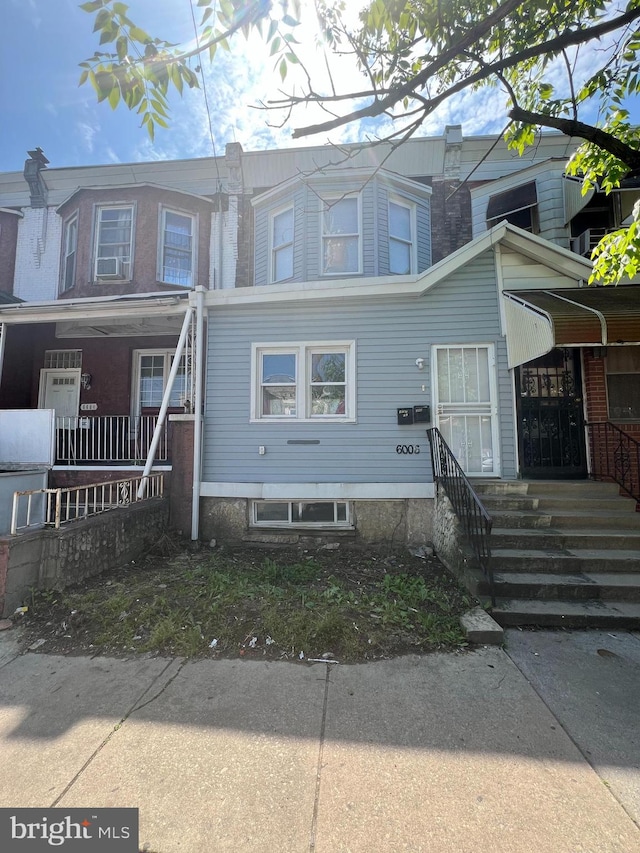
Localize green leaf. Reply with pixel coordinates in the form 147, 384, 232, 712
129, 25, 151, 43
108, 85, 121, 109
78, 69, 89, 86
116, 35, 128, 60
79, 1, 104, 13
270, 35, 282, 56
279, 57, 287, 81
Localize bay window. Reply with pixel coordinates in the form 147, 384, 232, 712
160, 208, 195, 287
271, 206, 294, 282
61, 214, 78, 292
95, 205, 133, 280
389, 199, 414, 274
322, 197, 360, 274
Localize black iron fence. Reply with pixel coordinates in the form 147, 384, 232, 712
586, 421, 640, 503
427, 427, 494, 603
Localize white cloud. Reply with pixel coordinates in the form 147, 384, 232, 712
76, 120, 98, 154
116, 0, 639, 164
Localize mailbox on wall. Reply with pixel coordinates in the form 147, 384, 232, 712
413, 405, 431, 423
397, 407, 414, 425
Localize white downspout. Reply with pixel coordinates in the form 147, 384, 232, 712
191, 287, 205, 540
137, 307, 194, 498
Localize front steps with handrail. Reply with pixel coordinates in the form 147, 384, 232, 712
473, 479, 640, 628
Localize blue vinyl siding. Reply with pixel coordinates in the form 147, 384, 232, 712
254, 176, 431, 284
203, 249, 516, 484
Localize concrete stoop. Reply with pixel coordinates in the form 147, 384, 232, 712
472, 479, 640, 629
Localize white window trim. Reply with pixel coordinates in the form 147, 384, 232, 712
61, 213, 78, 293
157, 205, 198, 288
431, 343, 500, 477
320, 195, 362, 276
93, 203, 135, 282
388, 196, 416, 275
250, 340, 356, 423
131, 349, 187, 419
251, 500, 352, 528
269, 203, 294, 284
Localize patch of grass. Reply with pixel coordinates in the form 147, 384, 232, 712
23, 546, 471, 662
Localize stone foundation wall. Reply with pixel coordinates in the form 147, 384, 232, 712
432, 484, 484, 597
199, 497, 434, 549
0, 499, 169, 617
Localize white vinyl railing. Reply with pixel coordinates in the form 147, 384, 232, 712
11, 473, 165, 534
55, 416, 168, 464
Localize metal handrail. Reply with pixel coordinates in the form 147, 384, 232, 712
427, 427, 494, 604
11, 473, 165, 534
586, 421, 640, 503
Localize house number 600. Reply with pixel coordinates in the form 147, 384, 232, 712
396, 444, 420, 454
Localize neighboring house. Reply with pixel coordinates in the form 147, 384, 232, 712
0, 130, 639, 546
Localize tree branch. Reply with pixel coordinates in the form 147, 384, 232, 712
288, 4, 640, 138
508, 107, 640, 172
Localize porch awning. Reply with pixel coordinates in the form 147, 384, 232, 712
502, 285, 640, 367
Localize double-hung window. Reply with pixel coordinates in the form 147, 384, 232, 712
271, 206, 294, 282
95, 205, 133, 279
252, 342, 355, 421
160, 209, 195, 287
132, 350, 188, 414
389, 199, 414, 274
61, 215, 78, 292
322, 196, 360, 274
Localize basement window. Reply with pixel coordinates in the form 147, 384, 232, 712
252, 500, 351, 527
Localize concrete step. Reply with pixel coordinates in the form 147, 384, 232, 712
491, 598, 640, 628
491, 528, 640, 550
473, 479, 623, 498
491, 509, 640, 530
481, 495, 638, 514
493, 571, 640, 601
491, 547, 640, 574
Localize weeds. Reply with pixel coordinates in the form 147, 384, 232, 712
24, 548, 471, 662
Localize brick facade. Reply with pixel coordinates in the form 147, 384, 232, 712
583, 348, 640, 486
428, 179, 473, 263
56, 185, 212, 298
13, 207, 63, 301
168, 416, 195, 535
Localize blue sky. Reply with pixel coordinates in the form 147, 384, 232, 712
1, 0, 637, 173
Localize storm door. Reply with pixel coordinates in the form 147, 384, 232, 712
516, 348, 587, 478
433, 345, 499, 476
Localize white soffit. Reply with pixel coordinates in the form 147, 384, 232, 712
55, 315, 185, 338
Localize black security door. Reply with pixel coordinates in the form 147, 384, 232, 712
516, 349, 587, 479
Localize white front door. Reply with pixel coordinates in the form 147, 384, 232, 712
432, 345, 499, 476
38, 369, 81, 420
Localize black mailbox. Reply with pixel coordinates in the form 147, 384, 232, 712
397, 407, 414, 425
413, 405, 431, 423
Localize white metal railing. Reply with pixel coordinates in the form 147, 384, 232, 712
11, 473, 165, 534
55, 416, 168, 464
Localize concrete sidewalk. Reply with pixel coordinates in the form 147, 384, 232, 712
0, 636, 638, 852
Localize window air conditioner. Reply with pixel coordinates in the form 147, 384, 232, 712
95, 256, 122, 279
